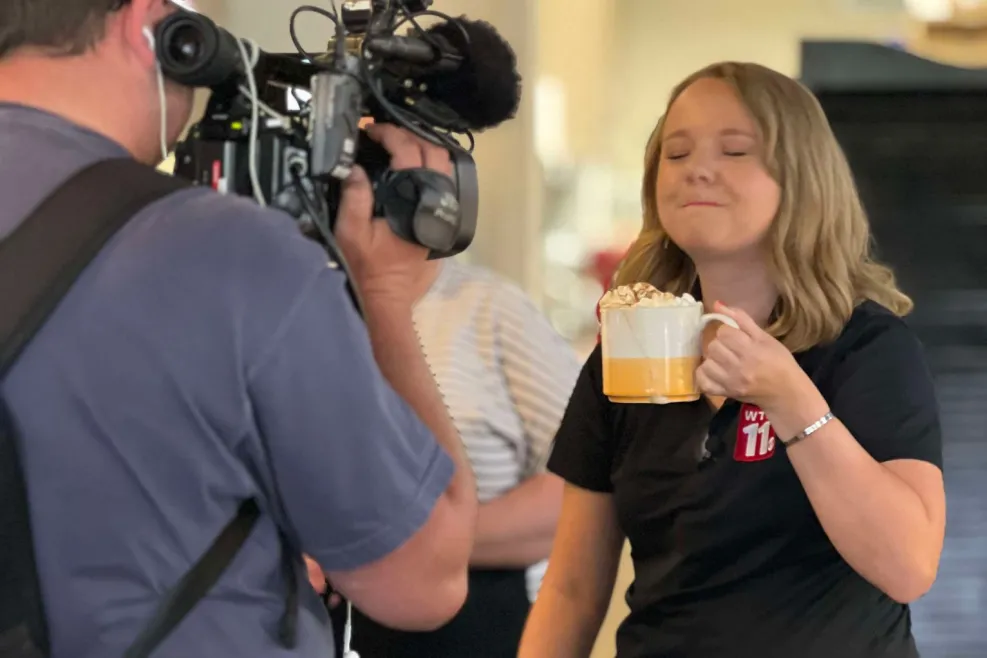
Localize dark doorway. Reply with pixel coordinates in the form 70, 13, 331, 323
804, 42, 987, 658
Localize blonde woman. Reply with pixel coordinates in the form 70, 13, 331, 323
519, 62, 945, 658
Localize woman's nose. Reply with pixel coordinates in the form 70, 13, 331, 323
685, 158, 716, 184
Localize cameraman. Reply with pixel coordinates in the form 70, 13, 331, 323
0, 0, 477, 657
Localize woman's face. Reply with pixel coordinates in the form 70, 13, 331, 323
656, 77, 781, 262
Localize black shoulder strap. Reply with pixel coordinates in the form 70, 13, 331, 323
0, 159, 188, 376
0, 159, 284, 657
122, 500, 262, 658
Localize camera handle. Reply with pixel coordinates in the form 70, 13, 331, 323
374, 167, 461, 256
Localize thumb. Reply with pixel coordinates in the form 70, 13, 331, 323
713, 301, 762, 336
333, 166, 374, 245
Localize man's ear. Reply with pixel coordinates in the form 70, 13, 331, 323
116, 0, 168, 66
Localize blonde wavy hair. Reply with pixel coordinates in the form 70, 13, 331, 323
615, 62, 912, 352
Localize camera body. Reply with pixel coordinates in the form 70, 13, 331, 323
160, 0, 515, 260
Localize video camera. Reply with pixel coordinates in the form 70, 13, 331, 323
156, 0, 521, 264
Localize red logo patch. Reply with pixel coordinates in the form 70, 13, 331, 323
734, 403, 777, 462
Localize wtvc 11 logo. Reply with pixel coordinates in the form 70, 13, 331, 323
734, 403, 777, 462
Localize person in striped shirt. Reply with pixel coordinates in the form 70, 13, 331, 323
321, 256, 581, 657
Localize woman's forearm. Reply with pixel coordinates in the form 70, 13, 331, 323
764, 383, 943, 603
471, 474, 564, 568
519, 581, 607, 658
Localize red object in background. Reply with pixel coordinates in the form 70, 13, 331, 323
595, 298, 602, 344
588, 249, 626, 292
586, 247, 627, 344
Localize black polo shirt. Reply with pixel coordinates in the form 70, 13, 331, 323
548, 300, 942, 658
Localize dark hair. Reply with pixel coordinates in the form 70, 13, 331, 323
0, 0, 126, 58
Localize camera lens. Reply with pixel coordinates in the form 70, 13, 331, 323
168, 24, 203, 65
156, 11, 245, 88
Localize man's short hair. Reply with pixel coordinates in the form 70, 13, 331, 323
0, 0, 125, 59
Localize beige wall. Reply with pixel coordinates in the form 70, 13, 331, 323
906, 2, 987, 66
537, 0, 617, 161
193, 0, 225, 22
609, 0, 908, 177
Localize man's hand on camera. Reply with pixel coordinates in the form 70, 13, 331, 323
334, 124, 453, 305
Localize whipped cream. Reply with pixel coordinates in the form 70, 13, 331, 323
599, 282, 698, 309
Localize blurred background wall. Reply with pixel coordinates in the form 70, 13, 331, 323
184, 2, 987, 656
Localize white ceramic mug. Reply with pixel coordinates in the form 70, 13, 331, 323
601, 304, 738, 404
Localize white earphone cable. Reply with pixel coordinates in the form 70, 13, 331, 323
154, 57, 169, 163
234, 37, 266, 207
343, 600, 359, 658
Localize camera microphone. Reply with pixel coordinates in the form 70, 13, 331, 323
366, 17, 521, 132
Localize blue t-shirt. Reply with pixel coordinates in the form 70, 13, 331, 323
0, 105, 454, 658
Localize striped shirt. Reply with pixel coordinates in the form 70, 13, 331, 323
413, 260, 581, 600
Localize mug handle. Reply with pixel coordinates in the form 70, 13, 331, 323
700, 313, 739, 330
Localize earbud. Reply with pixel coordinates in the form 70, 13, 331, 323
143, 26, 156, 51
